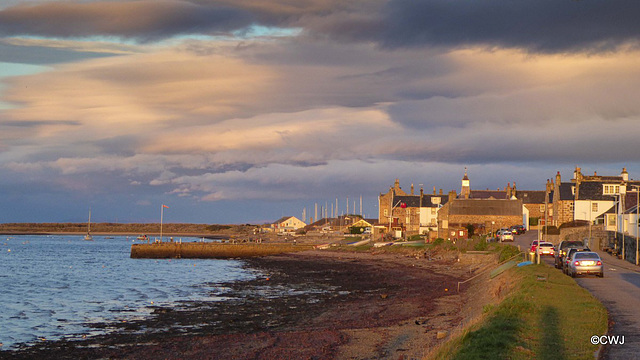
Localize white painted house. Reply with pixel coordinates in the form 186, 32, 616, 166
272, 216, 306, 233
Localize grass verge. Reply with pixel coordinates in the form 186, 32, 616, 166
431, 263, 607, 360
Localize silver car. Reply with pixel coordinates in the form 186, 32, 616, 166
498, 230, 514, 242
567, 251, 603, 278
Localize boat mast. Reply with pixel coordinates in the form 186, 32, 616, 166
160, 204, 169, 242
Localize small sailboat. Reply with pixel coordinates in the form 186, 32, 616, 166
84, 209, 93, 241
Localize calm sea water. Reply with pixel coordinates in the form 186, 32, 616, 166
0, 235, 257, 349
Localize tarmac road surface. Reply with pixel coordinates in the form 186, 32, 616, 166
513, 230, 640, 359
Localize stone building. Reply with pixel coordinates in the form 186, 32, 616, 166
515, 190, 546, 229
378, 179, 449, 237
437, 195, 523, 239
437, 170, 524, 238
547, 167, 640, 228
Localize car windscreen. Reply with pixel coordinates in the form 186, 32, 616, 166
574, 253, 599, 259
561, 241, 584, 249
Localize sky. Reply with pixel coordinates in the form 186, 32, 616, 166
1, 0, 640, 224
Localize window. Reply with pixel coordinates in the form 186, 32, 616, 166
431, 208, 436, 215
607, 214, 616, 226
592, 203, 598, 212
603, 185, 621, 195
383, 209, 388, 216
540, 204, 545, 212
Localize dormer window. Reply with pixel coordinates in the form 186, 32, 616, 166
603, 185, 620, 195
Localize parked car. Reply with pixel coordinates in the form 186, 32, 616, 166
510, 225, 526, 235
567, 251, 603, 278
530, 240, 539, 252
537, 242, 555, 256
563, 247, 590, 274
555, 240, 585, 269
498, 230, 514, 242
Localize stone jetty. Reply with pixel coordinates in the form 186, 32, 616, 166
130, 242, 314, 259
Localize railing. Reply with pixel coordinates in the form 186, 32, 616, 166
457, 252, 523, 293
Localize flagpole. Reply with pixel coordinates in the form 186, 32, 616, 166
160, 205, 164, 243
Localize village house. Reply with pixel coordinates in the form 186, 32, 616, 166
545, 167, 640, 229
514, 190, 546, 230
378, 179, 449, 238
436, 170, 524, 239
304, 215, 373, 234
271, 216, 306, 233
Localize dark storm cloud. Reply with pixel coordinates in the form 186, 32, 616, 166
375, 0, 640, 52
1, 0, 638, 53
0, 1, 255, 41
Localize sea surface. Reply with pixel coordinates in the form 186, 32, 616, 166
0, 235, 258, 349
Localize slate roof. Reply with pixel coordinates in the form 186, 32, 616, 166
469, 190, 508, 199
448, 199, 523, 216
576, 182, 616, 201
393, 194, 448, 208
554, 183, 575, 201
516, 190, 545, 204
576, 181, 640, 201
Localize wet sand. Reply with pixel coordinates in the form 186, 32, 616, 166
1, 250, 469, 360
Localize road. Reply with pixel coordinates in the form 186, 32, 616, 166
512, 230, 640, 359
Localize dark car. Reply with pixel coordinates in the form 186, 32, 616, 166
555, 240, 585, 269
563, 247, 590, 274
510, 225, 526, 235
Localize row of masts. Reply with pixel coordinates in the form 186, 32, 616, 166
302, 195, 365, 223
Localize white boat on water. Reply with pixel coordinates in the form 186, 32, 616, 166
84, 209, 93, 241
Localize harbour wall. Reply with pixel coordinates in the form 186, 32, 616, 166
130, 242, 314, 259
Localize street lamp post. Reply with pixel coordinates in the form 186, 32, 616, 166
632, 185, 640, 266
589, 200, 592, 244
621, 186, 626, 261
613, 193, 625, 260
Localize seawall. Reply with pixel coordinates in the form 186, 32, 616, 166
130, 242, 314, 259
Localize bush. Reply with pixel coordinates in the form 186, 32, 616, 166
207, 224, 232, 231
466, 224, 475, 238
473, 241, 489, 251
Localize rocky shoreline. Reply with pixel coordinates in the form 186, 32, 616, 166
0, 249, 479, 360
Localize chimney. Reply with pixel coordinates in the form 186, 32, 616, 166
411, 183, 414, 195
448, 190, 456, 202
420, 187, 424, 197
433, 186, 436, 195
439, 188, 443, 195
622, 167, 629, 182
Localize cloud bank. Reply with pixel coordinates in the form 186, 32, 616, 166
1, 0, 640, 222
